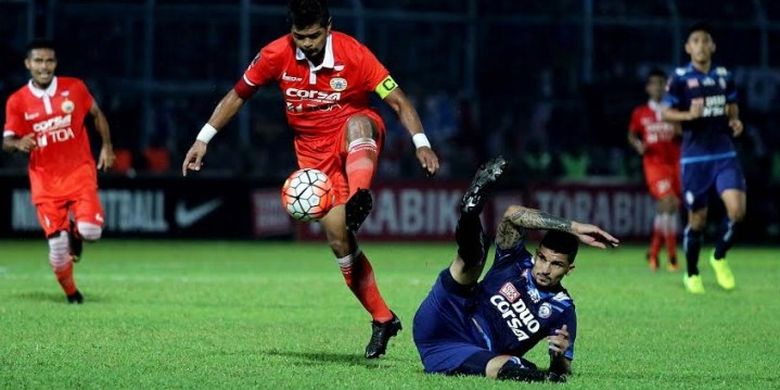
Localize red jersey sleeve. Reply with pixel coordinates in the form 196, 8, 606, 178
3, 95, 25, 137
628, 107, 642, 134
235, 41, 285, 99
357, 43, 391, 93
75, 79, 95, 111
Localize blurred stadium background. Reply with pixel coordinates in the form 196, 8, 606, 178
3, 2, 780, 389
1, 0, 779, 240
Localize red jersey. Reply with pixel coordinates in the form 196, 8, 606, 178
629, 101, 680, 167
4, 76, 97, 203
236, 31, 392, 140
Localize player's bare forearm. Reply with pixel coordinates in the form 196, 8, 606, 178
90, 104, 113, 147
496, 206, 573, 250
2, 136, 17, 153
627, 131, 643, 154
661, 108, 694, 122
208, 89, 246, 130
383, 88, 424, 136
726, 103, 739, 121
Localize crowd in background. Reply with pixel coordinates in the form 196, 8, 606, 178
2, 0, 780, 186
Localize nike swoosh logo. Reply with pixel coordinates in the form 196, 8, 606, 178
175, 199, 222, 228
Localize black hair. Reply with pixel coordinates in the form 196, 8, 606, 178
288, 0, 330, 29
540, 230, 579, 264
687, 22, 713, 39
26, 38, 56, 57
646, 68, 667, 82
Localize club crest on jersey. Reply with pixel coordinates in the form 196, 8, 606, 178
330, 77, 348, 91
538, 303, 552, 319
687, 78, 699, 88
527, 287, 541, 303
500, 282, 521, 303
61, 99, 75, 114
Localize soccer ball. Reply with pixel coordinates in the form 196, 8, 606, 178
281, 168, 335, 222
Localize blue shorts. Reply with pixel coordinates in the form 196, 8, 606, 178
412, 269, 496, 375
681, 156, 746, 210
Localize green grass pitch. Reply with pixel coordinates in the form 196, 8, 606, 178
1, 240, 778, 389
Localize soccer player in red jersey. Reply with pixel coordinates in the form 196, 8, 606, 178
3, 39, 115, 304
628, 69, 681, 272
182, 0, 439, 358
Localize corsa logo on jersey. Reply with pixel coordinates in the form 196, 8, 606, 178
285, 88, 341, 101
490, 294, 541, 342
32, 114, 75, 147
32, 114, 72, 132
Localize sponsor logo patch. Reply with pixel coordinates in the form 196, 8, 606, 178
500, 282, 520, 303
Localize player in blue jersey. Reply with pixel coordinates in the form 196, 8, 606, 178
412, 157, 619, 383
661, 23, 745, 294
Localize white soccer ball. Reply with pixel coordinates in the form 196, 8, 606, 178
280, 168, 334, 222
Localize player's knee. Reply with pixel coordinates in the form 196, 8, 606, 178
728, 208, 746, 223
47, 231, 71, 269
687, 213, 707, 230
327, 236, 351, 257
77, 222, 102, 241
346, 115, 376, 140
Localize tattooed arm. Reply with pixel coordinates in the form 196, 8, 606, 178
496, 206, 619, 250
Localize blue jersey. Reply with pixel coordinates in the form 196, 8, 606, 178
473, 243, 577, 360
663, 63, 738, 161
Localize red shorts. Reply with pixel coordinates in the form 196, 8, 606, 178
35, 188, 104, 237
644, 162, 681, 200
294, 110, 386, 205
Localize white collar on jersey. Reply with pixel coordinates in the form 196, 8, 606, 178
648, 99, 666, 112
295, 33, 334, 71
27, 76, 58, 98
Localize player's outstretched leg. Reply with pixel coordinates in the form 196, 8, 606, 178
345, 188, 372, 232
461, 156, 508, 216
68, 219, 83, 263
365, 311, 402, 359
456, 156, 508, 271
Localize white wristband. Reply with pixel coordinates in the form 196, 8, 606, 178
196, 123, 218, 144
412, 133, 431, 149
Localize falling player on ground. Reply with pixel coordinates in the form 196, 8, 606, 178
181, 0, 439, 358
628, 69, 682, 271
3, 39, 115, 303
662, 23, 745, 294
413, 157, 619, 382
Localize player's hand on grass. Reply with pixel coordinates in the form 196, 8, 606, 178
182, 140, 208, 176
571, 221, 619, 249
548, 324, 570, 356
416, 146, 439, 177
729, 118, 743, 137
97, 144, 116, 171
14, 133, 37, 153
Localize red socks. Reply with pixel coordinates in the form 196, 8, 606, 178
649, 215, 663, 263
345, 138, 378, 198
337, 251, 393, 322
54, 260, 77, 296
